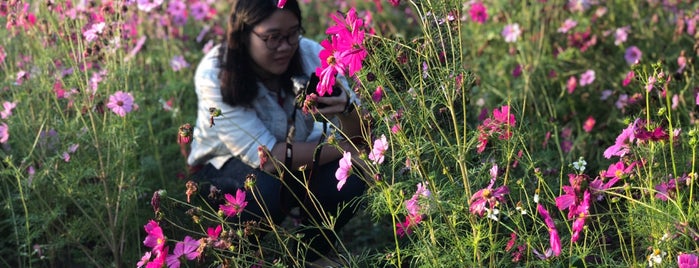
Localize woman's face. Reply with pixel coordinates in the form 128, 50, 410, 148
247, 10, 301, 77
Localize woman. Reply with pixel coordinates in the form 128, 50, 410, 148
187, 0, 366, 264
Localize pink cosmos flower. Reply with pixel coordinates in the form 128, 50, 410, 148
170, 55, 189, 71
603, 121, 636, 159
567, 76, 577, 94
136, 0, 163, 12
678, 253, 698, 268
646, 75, 656, 92
137, 252, 152, 268
396, 214, 422, 237
372, 86, 383, 103
207, 225, 222, 240
579, 70, 595, 86
624, 46, 642, 65
388, 0, 400, 7
82, 22, 105, 42
570, 190, 590, 243
602, 160, 634, 181
335, 151, 352, 190
143, 220, 166, 251
537, 204, 561, 256
166, 236, 201, 268
469, 2, 488, 24
622, 70, 634, 87
106, 91, 135, 117
368, 134, 388, 164
502, 23, 521, 43
613, 26, 630, 46
220, 189, 248, 217
555, 174, 586, 219
315, 37, 346, 96
325, 8, 367, 77
558, 18, 577, 33
654, 175, 688, 202
0, 123, 8, 144
583, 116, 595, 133
189, 2, 209, 21
469, 166, 509, 216
277, 0, 287, 8
1, 101, 16, 119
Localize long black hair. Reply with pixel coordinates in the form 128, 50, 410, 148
217, 0, 304, 107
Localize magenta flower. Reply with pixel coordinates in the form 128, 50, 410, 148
654, 175, 688, 202
622, 70, 634, 87
678, 253, 698, 268
166, 236, 201, 268
372, 86, 383, 103
388, 0, 400, 7
335, 151, 353, 191
396, 214, 422, 237
502, 23, 521, 43
537, 204, 561, 256
558, 18, 577, 33
207, 225, 222, 240
624, 46, 642, 65
579, 70, 595, 86
136, 0, 163, 12
277, 0, 287, 8
469, 2, 488, 24
315, 37, 346, 96
1, 101, 16, 119
469, 168, 509, 217
0, 45, 5, 64
220, 189, 248, 217
143, 220, 166, 251
570, 191, 590, 243
0, 122, 8, 144
107, 91, 135, 117
696, 92, 699, 106
170, 55, 189, 72
368, 134, 388, 164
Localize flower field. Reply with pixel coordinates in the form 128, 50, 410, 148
1, 0, 699, 267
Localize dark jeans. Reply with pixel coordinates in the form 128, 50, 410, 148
192, 156, 365, 262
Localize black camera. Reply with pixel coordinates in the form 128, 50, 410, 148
291, 73, 342, 109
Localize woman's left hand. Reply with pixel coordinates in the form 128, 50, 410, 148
316, 83, 349, 116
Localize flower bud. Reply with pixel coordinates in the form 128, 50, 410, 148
177, 123, 193, 145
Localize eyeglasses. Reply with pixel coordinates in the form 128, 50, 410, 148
250, 28, 305, 50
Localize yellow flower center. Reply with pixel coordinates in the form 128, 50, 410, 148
482, 189, 492, 198
326, 55, 336, 65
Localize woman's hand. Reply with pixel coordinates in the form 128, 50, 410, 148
315, 86, 349, 116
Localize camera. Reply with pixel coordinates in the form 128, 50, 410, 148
291, 73, 342, 109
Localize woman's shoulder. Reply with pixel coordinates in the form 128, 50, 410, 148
299, 38, 322, 73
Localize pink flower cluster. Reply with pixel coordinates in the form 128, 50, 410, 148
396, 182, 430, 237
604, 119, 671, 159
138, 220, 203, 268
315, 8, 368, 96
477, 105, 517, 153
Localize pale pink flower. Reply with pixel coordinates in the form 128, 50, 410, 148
558, 18, 577, 33
136, 0, 163, 12
0, 123, 8, 144
579, 70, 595, 86
335, 152, 352, 190
106, 91, 134, 117
1, 101, 17, 119
220, 189, 248, 217
170, 55, 189, 71
368, 134, 388, 164
502, 23, 521, 43
189, 2, 209, 21
614, 26, 630, 46
82, 22, 105, 42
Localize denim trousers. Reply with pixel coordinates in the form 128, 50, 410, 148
192, 156, 365, 261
